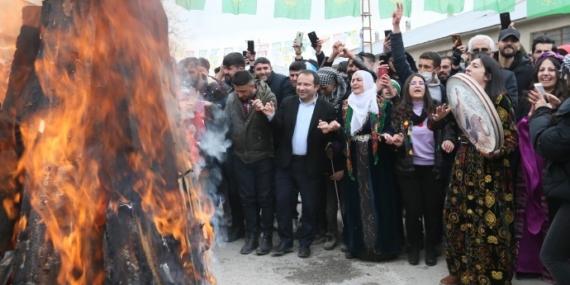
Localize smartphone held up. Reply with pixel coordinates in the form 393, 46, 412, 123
377, 65, 389, 79
534, 83, 549, 103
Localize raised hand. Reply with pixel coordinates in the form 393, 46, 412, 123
313, 39, 324, 54
293, 42, 303, 56
331, 41, 344, 56
392, 2, 403, 28
431, 104, 451, 122
441, 140, 455, 153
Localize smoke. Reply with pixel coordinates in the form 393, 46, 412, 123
0, 0, 29, 106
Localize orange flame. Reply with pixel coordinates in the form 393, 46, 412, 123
8, 0, 215, 284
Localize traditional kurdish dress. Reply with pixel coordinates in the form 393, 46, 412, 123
444, 93, 518, 285
342, 71, 403, 261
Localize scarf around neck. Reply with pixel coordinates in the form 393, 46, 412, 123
347, 70, 379, 135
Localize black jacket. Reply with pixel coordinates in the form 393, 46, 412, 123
530, 100, 570, 201
392, 102, 456, 179
270, 96, 336, 177
266, 71, 295, 105
494, 51, 534, 106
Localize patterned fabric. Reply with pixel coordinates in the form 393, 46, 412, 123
355, 140, 380, 254
342, 98, 389, 180
444, 93, 519, 285
317, 67, 347, 107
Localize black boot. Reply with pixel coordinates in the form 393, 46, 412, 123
425, 245, 437, 266
240, 234, 258, 254
256, 233, 272, 255
225, 226, 245, 243
407, 244, 420, 265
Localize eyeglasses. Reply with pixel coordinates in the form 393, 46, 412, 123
410, 81, 425, 86
471, 48, 490, 53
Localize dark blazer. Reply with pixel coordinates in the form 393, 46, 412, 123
271, 95, 336, 177
267, 71, 296, 106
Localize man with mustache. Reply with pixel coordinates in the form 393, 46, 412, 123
494, 28, 534, 107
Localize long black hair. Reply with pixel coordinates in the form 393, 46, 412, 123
528, 56, 568, 102
517, 56, 569, 120
392, 73, 435, 130
470, 53, 504, 101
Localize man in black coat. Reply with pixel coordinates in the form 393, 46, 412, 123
494, 28, 534, 108
253, 57, 296, 105
260, 70, 336, 258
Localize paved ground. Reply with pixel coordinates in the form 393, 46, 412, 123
211, 237, 547, 285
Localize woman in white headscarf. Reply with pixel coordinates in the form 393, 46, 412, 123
323, 70, 403, 261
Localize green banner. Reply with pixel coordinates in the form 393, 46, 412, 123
325, 0, 360, 19
222, 0, 257, 15
424, 0, 464, 14
527, 0, 570, 18
175, 0, 206, 11
378, 0, 412, 19
274, 0, 312, 20
473, 0, 515, 13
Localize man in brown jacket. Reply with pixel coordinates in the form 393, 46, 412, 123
222, 70, 277, 255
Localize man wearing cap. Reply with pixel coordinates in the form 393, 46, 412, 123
495, 28, 534, 107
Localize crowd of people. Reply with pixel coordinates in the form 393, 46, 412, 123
176, 4, 570, 285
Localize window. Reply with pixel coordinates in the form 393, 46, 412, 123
531, 25, 570, 47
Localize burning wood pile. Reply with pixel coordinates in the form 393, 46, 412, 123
0, 1, 214, 284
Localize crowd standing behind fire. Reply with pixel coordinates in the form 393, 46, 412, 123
176, 4, 570, 285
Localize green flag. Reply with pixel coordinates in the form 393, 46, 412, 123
424, 0, 464, 14
378, 0, 412, 19
274, 0, 312, 20
473, 0, 515, 13
175, 0, 206, 11
325, 0, 360, 19
527, 0, 570, 18
222, 0, 257, 15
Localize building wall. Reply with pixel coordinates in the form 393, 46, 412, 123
405, 14, 570, 59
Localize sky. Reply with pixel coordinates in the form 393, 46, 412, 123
162, 0, 483, 55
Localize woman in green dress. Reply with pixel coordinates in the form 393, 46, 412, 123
437, 54, 519, 285
321, 70, 403, 261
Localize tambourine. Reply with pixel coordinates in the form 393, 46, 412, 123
446, 74, 504, 153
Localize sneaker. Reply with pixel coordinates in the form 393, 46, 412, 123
323, 234, 337, 250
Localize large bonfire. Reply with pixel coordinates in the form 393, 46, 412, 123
0, 0, 214, 284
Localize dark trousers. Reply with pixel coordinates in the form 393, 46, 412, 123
397, 165, 445, 246
275, 159, 321, 247
325, 177, 344, 236
541, 202, 570, 284
233, 156, 275, 236
221, 153, 244, 231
